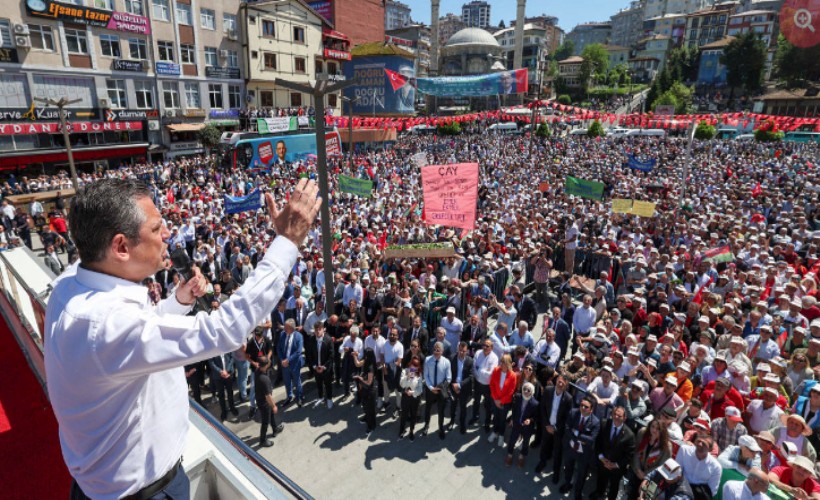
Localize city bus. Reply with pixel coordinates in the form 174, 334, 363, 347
222, 131, 342, 170
783, 131, 820, 143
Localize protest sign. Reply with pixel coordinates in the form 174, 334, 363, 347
565, 176, 604, 201
339, 174, 373, 198
224, 189, 262, 214
612, 199, 633, 213
630, 200, 657, 217
421, 163, 478, 230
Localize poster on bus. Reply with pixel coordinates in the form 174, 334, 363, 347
242, 131, 342, 169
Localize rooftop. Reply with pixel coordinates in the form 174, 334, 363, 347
445, 27, 500, 47
700, 36, 736, 49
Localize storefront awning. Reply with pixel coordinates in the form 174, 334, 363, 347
209, 120, 240, 127
322, 27, 349, 41
0, 144, 149, 170
167, 123, 206, 132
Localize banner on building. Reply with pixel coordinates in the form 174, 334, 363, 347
414, 69, 529, 97
421, 163, 479, 230
325, 130, 342, 156
257, 117, 299, 134
224, 189, 262, 214
339, 174, 373, 197
565, 176, 604, 201
243, 132, 341, 168
0, 120, 142, 135
343, 56, 417, 115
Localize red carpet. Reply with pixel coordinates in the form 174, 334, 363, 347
0, 320, 70, 499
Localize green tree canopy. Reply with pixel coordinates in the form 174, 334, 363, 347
721, 33, 767, 94
774, 34, 820, 87
198, 124, 222, 153
665, 47, 700, 82
580, 43, 609, 90
651, 81, 693, 114
552, 40, 575, 61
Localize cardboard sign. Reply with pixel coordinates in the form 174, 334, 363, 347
421, 163, 479, 230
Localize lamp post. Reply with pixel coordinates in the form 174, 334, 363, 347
274, 77, 357, 316
34, 97, 82, 190
529, 50, 547, 156
341, 95, 360, 170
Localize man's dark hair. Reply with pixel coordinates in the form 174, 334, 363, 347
69, 179, 151, 264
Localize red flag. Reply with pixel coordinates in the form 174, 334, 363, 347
166, 189, 174, 204
383, 68, 407, 92
692, 276, 713, 305
751, 182, 762, 198
366, 166, 375, 179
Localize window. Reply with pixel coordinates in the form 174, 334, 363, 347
294, 57, 306, 73
327, 62, 337, 74
29, 25, 55, 51
228, 85, 241, 108
203, 47, 217, 67
176, 3, 192, 25
124, 0, 143, 15
208, 84, 223, 109
262, 20, 275, 37
163, 81, 180, 108
134, 80, 154, 108
260, 91, 273, 107
251, 50, 258, 59
152, 0, 170, 21
93, 0, 115, 10
227, 50, 238, 68
263, 53, 276, 70
200, 8, 215, 30
129, 38, 147, 59
65, 28, 89, 54
0, 21, 10, 48
100, 34, 120, 57
328, 93, 337, 107
157, 40, 174, 61
290, 92, 302, 106
223, 14, 236, 33
180, 44, 195, 64
106, 79, 127, 108
293, 26, 305, 43
184, 82, 199, 108
315, 60, 323, 74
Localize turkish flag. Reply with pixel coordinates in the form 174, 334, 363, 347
752, 182, 763, 197
383, 68, 408, 91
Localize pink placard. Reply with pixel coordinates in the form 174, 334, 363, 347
107, 11, 151, 35
421, 162, 479, 230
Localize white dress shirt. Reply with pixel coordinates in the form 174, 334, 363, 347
44, 237, 297, 500
675, 444, 722, 496
383, 340, 404, 366
722, 480, 769, 500
473, 350, 498, 385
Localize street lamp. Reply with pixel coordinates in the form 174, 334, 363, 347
274, 77, 357, 316
34, 97, 82, 190
341, 95, 361, 170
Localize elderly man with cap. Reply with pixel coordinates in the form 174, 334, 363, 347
439, 306, 463, 349
639, 458, 695, 500
650, 373, 686, 416
700, 376, 745, 420
718, 434, 763, 476
768, 455, 820, 499
711, 406, 748, 450
773, 413, 818, 462
722, 468, 771, 500
747, 325, 781, 366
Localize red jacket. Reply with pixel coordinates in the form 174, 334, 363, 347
699, 383, 745, 420
490, 367, 518, 405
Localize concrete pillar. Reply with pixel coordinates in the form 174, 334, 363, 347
430, 0, 440, 75
513, 0, 525, 70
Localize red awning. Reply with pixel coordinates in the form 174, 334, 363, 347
322, 27, 349, 41
0, 144, 149, 170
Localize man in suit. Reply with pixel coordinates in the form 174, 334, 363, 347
545, 307, 571, 362
44, 244, 64, 275
535, 373, 574, 478
512, 288, 538, 330
422, 341, 452, 439
270, 300, 288, 384
449, 341, 474, 434
277, 319, 304, 407
560, 395, 601, 499
154, 261, 176, 299
304, 321, 334, 408
404, 316, 429, 356
286, 298, 310, 335
208, 352, 238, 422
461, 314, 487, 354
593, 405, 636, 500
506, 381, 540, 467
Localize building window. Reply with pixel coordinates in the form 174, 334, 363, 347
135, 80, 154, 109
200, 8, 215, 30
260, 91, 273, 107
327, 62, 337, 74
29, 25, 55, 51
64, 28, 89, 54
293, 26, 305, 43
328, 93, 337, 107
152, 0, 170, 21
124, 0, 143, 15
263, 53, 276, 70
208, 84, 223, 108
106, 79, 127, 108
176, 3, 192, 25
93, 0, 115, 10
129, 38, 147, 59
223, 14, 236, 33
262, 20, 275, 37
228, 85, 241, 108
158, 40, 174, 61
227, 50, 238, 68
180, 44, 195, 64
204, 47, 217, 67
100, 34, 120, 57
294, 57, 306, 73
251, 50, 258, 59
183, 82, 199, 108
290, 92, 302, 106
162, 82, 180, 108
315, 60, 323, 74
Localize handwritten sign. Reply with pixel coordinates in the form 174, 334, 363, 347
612, 198, 633, 214
630, 201, 656, 218
421, 163, 478, 230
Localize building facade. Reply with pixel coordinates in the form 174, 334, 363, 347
643, 0, 715, 20
384, 0, 412, 31
683, 2, 739, 49
610, 1, 646, 49
461, 1, 490, 29
696, 36, 732, 84
385, 24, 431, 76
565, 22, 611, 55
510, 16, 564, 55
308, 0, 384, 46
644, 13, 688, 47
557, 55, 584, 88
494, 23, 548, 93
437, 13, 466, 48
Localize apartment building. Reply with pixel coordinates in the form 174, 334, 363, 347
385, 0, 412, 31
683, 1, 739, 49
461, 1, 490, 29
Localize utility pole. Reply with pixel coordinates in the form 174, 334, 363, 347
35, 97, 82, 190
274, 77, 357, 316
341, 95, 360, 171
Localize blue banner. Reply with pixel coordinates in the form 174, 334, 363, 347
415, 69, 529, 97
224, 189, 262, 214
627, 155, 657, 172
155, 61, 180, 76
343, 56, 417, 115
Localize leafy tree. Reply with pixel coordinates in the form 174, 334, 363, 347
694, 120, 716, 140
552, 40, 575, 61
535, 122, 550, 137
547, 59, 559, 79
587, 120, 605, 138
608, 63, 629, 87
580, 44, 609, 90
721, 33, 767, 98
773, 34, 820, 87
557, 94, 572, 105
437, 121, 461, 135
498, 20, 506, 29
651, 81, 693, 114
666, 47, 700, 82
199, 124, 222, 153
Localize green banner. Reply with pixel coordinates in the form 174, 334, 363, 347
339, 174, 373, 198
565, 176, 604, 201
256, 117, 298, 134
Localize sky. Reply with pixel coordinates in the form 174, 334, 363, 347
402, 0, 633, 32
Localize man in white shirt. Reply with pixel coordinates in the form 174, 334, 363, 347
363, 325, 387, 409
382, 327, 404, 415
745, 386, 784, 434
440, 307, 463, 349
675, 435, 722, 499
46, 178, 320, 499
573, 294, 597, 337
533, 329, 561, 369
470, 340, 498, 431
304, 300, 327, 336
722, 468, 771, 500
339, 326, 364, 398
490, 322, 514, 359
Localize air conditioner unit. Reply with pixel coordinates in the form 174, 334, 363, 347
227, 30, 238, 41
165, 110, 177, 117
98, 98, 111, 108
15, 36, 31, 48
218, 49, 229, 59
148, 120, 160, 131
14, 24, 30, 35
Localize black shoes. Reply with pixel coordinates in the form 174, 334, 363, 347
248, 407, 257, 419
230, 408, 239, 417
438, 430, 446, 440
534, 462, 545, 474
260, 439, 274, 447
282, 397, 294, 407
420, 426, 429, 436
273, 423, 284, 436
559, 483, 572, 494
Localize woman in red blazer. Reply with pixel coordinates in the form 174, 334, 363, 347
489, 354, 518, 447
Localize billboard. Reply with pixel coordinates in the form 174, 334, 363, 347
237, 132, 342, 169
343, 56, 416, 115
307, 0, 332, 22
414, 69, 529, 97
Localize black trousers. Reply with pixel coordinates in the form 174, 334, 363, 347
507, 424, 534, 456
538, 428, 565, 475
472, 382, 493, 427
315, 368, 333, 400
213, 375, 236, 418
424, 387, 447, 430
562, 450, 593, 500
333, 341, 343, 382
595, 460, 627, 500
400, 393, 420, 433
362, 386, 377, 431
259, 403, 278, 441
449, 382, 473, 431
342, 353, 358, 395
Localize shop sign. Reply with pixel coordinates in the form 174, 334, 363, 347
107, 11, 151, 34
0, 104, 100, 122
104, 109, 158, 121
112, 59, 144, 72
205, 67, 240, 79
26, 0, 112, 28
0, 48, 19, 63
0, 120, 143, 135
323, 48, 351, 60
209, 109, 239, 119
155, 61, 181, 76
182, 108, 206, 118
169, 141, 202, 151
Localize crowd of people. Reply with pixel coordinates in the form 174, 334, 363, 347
6, 124, 820, 499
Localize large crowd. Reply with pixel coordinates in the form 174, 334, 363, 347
4, 126, 820, 499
